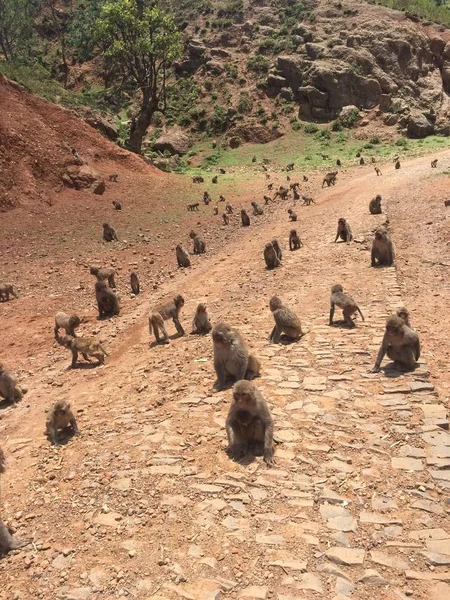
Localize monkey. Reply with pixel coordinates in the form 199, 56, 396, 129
213, 206, 219, 215
274, 186, 289, 201
60, 334, 108, 368
371, 226, 394, 266
370, 315, 420, 373
191, 303, 212, 334
396, 305, 410, 327
225, 380, 274, 466
431, 159, 438, 168
321, 153, 329, 160
322, 171, 337, 187
335, 218, 353, 243
241, 209, 250, 227
212, 175, 218, 184
293, 188, 300, 201
303, 175, 308, 182
329, 284, 365, 328
289, 229, 302, 251
271, 239, 282, 262
287, 208, 297, 221
220, 168, 226, 174
286, 162, 294, 171
301, 195, 315, 206
109, 173, 118, 182
71, 147, 79, 158
266, 173, 270, 179
45, 400, 79, 445
54, 311, 81, 339
264, 195, 272, 205
395, 160, 401, 170
103, 223, 118, 242
112, 200, 122, 210
269, 296, 304, 343
222, 213, 229, 225
0, 283, 18, 302
374, 166, 382, 176
130, 272, 140, 295
264, 242, 281, 269
211, 322, 261, 392
192, 175, 204, 183
392, 155, 399, 163
286, 176, 290, 182
356, 151, 361, 158
226, 203, 233, 214
149, 295, 185, 344
90, 266, 116, 288
251, 201, 264, 216
369, 194, 382, 214
267, 183, 273, 191
0, 447, 27, 553
203, 191, 211, 205
252, 155, 257, 163
219, 195, 226, 202
336, 159, 342, 167
176, 244, 191, 268
0, 363, 25, 404
444, 199, 450, 207
187, 203, 200, 211
95, 280, 120, 318
290, 181, 300, 190
359, 157, 365, 165
189, 230, 206, 254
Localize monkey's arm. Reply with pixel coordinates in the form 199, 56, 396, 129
271, 322, 283, 344
213, 359, 227, 392
269, 325, 277, 343
173, 317, 185, 336
371, 247, 376, 267
329, 302, 335, 325
415, 338, 421, 361
289, 239, 293, 251
70, 416, 79, 434
263, 417, 275, 466
334, 231, 340, 243
370, 337, 388, 372
71, 349, 78, 368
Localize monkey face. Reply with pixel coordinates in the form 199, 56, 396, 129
175, 295, 185, 308
269, 296, 282, 312
233, 390, 252, 407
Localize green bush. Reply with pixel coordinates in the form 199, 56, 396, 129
246, 55, 270, 73
370, 135, 381, 144
363, 142, 373, 149
339, 108, 360, 128
304, 122, 319, 134
332, 120, 343, 131
315, 128, 331, 140
396, 137, 407, 147
237, 95, 253, 114
208, 106, 229, 134
204, 78, 213, 91
291, 120, 302, 131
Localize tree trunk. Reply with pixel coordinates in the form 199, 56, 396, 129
128, 104, 154, 154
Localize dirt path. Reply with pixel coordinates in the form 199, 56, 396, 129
1, 152, 449, 600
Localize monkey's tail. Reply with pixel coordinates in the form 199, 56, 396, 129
99, 344, 109, 356
357, 308, 365, 322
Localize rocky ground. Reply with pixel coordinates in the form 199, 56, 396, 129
1, 149, 450, 600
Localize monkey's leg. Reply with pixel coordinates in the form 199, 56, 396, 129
50, 426, 60, 446
213, 360, 227, 392
387, 346, 416, 370
173, 318, 185, 336
54, 325, 59, 339
329, 304, 335, 326
71, 349, 78, 368
271, 325, 283, 344
0, 520, 26, 552
82, 353, 92, 362
70, 417, 80, 435
342, 307, 356, 327
230, 422, 248, 459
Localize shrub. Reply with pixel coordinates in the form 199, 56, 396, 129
204, 78, 213, 91
370, 135, 381, 144
332, 120, 343, 131
246, 55, 270, 73
304, 122, 319, 134
291, 120, 302, 131
340, 108, 360, 128
396, 137, 407, 147
315, 128, 331, 140
237, 94, 253, 114
363, 142, 373, 149
208, 106, 229, 134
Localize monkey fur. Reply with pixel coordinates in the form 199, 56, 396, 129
269, 296, 304, 343
371, 315, 420, 373
103, 223, 118, 242
371, 227, 394, 267
176, 244, 191, 268
189, 231, 206, 254
0, 284, 18, 302
149, 295, 185, 344
241, 209, 250, 227
130, 272, 140, 295
90, 266, 116, 288
54, 312, 81, 339
289, 229, 302, 251
335, 218, 353, 243
60, 335, 108, 368
46, 400, 79, 445
329, 284, 365, 328
95, 280, 120, 318
191, 303, 212, 334
369, 195, 382, 214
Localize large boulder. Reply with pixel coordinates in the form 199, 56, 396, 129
62, 165, 105, 194
82, 110, 118, 141
407, 112, 434, 138
153, 128, 190, 156
228, 125, 283, 144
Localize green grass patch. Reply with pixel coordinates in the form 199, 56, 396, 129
366, 0, 450, 27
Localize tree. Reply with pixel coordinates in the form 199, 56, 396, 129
95, 0, 182, 154
42, 0, 70, 88
0, 0, 38, 62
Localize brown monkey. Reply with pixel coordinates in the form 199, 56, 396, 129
0, 283, 18, 302
90, 266, 116, 288
271, 239, 282, 262
329, 284, 365, 328
371, 227, 394, 266
54, 311, 81, 339
274, 186, 289, 201
252, 155, 257, 163
191, 303, 212, 334
286, 162, 294, 171
220, 168, 226, 174
395, 160, 400, 170
372, 156, 376, 163
176, 244, 191, 268
0, 447, 27, 553
112, 200, 122, 210
396, 305, 410, 327
369, 194, 382, 214
130, 272, 140, 295
287, 208, 297, 221
251, 201, 264, 216
109, 173, 118, 182
371, 315, 420, 373
103, 223, 118, 242
192, 175, 204, 183
46, 400, 79, 445
212, 175, 218, 184
445, 199, 450, 207
356, 152, 361, 158
335, 218, 353, 243
359, 157, 365, 165
219, 195, 226, 202
301, 195, 315, 206
290, 182, 300, 190
303, 175, 308, 182
60, 334, 108, 368
289, 229, 302, 251
431, 159, 438, 168
269, 296, 303, 343
0, 363, 24, 404
226, 380, 274, 466
267, 183, 273, 190
189, 231, 206, 254
322, 171, 337, 187
203, 191, 211, 204
264, 243, 281, 269
212, 322, 261, 392
374, 166, 382, 176
187, 203, 200, 211
293, 188, 300, 201
95, 280, 120, 318
226, 203, 233, 214
213, 206, 219, 215
336, 159, 342, 166
264, 195, 272, 205
241, 209, 250, 227
149, 295, 185, 344
222, 213, 230, 225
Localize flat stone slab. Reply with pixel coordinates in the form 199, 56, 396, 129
391, 457, 423, 471
325, 547, 365, 566
303, 376, 327, 391
420, 404, 447, 419
370, 550, 409, 570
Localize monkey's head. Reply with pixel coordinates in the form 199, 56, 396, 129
374, 227, 387, 241
375, 195, 382, 202
386, 315, 404, 335
272, 239, 280, 250
287, 208, 292, 214
95, 280, 108, 291
69, 315, 81, 327
103, 223, 109, 229
269, 296, 282, 312
331, 284, 343, 294
196, 303, 207, 314
53, 401, 70, 417
265, 242, 274, 252
241, 209, 247, 215
90, 266, 99, 275
212, 322, 232, 346
396, 306, 409, 322
251, 201, 256, 207
338, 218, 346, 226
232, 380, 256, 408
189, 230, 196, 239
60, 335, 75, 348
174, 295, 184, 309
290, 229, 297, 236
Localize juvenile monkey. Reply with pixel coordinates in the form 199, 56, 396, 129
219, 195, 226, 202
329, 284, 365, 327
267, 183, 273, 191
54, 311, 81, 338
213, 206, 219, 215
303, 175, 308, 182
220, 168, 226, 174
226, 203, 233, 214
46, 400, 79, 445
103, 223, 118, 242
371, 227, 394, 266
109, 173, 118, 182
286, 162, 294, 171
369, 194, 382, 214
289, 229, 302, 251
0, 447, 27, 553
0, 363, 24, 404
374, 167, 382, 176
203, 191, 211, 205
222, 213, 230, 225
264, 195, 272, 205
322, 171, 337, 187
226, 380, 274, 466
187, 203, 199, 211
95, 280, 120, 317
336, 159, 342, 167
189, 231, 206, 254
264, 242, 281, 269
271, 239, 282, 262
335, 218, 353, 243
191, 303, 212, 334
241, 209, 250, 227
396, 305, 410, 327
251, 201, 264, 216
60, 335, 108, 368
149, 295, 185, 344
371, 315, 420, 373
269, 296, 303, 343
371, 156, 376, 163
359, 157, 365, 165
112, 200, 122, 210
395, 160, 401, 170
90, 266, 116, 288
302, 195, 315, 206
287, 208, 297, 221
431, 159, 438, 168
130, 272, 140, 295
176, 244, 191, 268
192, 175, 204, 183
212, 175, 218, 184
212, 322, 261, 392
0, 283, 18, 302
293, 188, 300, 201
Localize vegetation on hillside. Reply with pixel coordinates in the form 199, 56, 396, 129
367, 0, 450, 27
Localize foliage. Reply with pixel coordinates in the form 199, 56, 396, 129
337, 108, 360, 128
237, 94, 253, 114
368, 0, 450, 27
304, 122, 319, 134
0, 0, 39, 62
68, 0, 106, 62
207, 105, 229, 134
246, 55, 270, 73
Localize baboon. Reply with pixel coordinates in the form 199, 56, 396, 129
251, 202, 264, 216
287, 208, 297, 221
71, 147, 79, 158
60, 334, 108, 367
264, 195, 272, 204
369, 194, 382, 214
222, 213, 230, 225
269, 296, 303, 343
370, 315, 420, 373
191, 303, 212, 334
371, 227, 394, 266
187, 203, 200, 211
267, 183, 273, 190
286, 162, 294, 171
225, 380, 274, 466
192, 175, 204, 183
302, 195, 315, 206
329, 284, 365, 327
189, 230, 206, 254
275, 186, 289, 200
372, 157, 376, 163
212, 322, 261, 392
130, 272, 140, 295
336, 159, 342, 167
149, 295, 185, 344
0, 284, 18, 302
203, 191, 211, 205
95, 280, 120, 318
359, 157, 365, 165
220, 168, 226, 174
286, 176, 290, 182
252, 155, 257, 163
396, 305, 411, 327
90, 266, 116, 288
226, 203, 233, 214
356, 151, 361, 158
264, 242, 281, 269
0, 447, 27, 553
46, 400, 79, 445
431, 159, 438, 168
176, 244, 191, 268
290, 181, 300, 190
335, 218, 353, 243
289, 229, 302, 251
219, 195, 226, 202
103, 223, 118, 242
109, 173, 118, 182
322, 171, 337, 187
395, 160, 401, 170
112, 200, 122, 210
0, 363, 24, 404
374, 167, 382, 176
212, 175, 218, 184
303, 175, 308, 182
293, 188, 300, 201
272, 239, 282, 262
54, 312, 81, 339
213, 206, 219, 215
444, 199, 450, 207
241, 209, 250, 227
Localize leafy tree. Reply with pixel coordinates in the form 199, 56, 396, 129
0, 0, 39, 62
95, 0, 182, 154
68, 0, 106, 63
